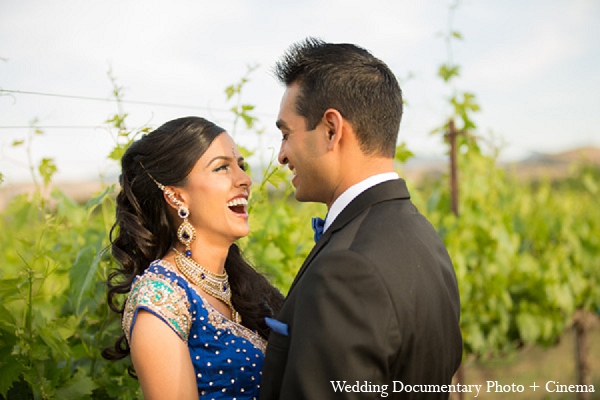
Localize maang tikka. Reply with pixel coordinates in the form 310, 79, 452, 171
142, 163, 196, 257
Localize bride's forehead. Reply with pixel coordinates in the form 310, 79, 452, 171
197, 133, 240, 160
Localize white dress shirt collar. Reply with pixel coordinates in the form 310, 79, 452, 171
323, 172, 399, 232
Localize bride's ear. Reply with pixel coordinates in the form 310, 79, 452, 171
163, 186, 185, 210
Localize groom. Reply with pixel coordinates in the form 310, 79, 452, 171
260, 38, 462, 399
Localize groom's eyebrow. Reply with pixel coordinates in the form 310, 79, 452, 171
275, 119, 288, 131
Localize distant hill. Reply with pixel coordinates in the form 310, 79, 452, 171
521, 146, 600, 165
400, 146, 600, 182
0, 180, 107, 211
506, 146, 600, 180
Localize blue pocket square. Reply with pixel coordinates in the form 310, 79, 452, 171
265, 317, 289, 336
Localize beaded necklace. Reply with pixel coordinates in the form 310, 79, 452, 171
173, 248, 241, 323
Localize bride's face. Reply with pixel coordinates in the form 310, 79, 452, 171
179, 132, 252, 245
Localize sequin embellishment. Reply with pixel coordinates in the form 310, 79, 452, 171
122, 270, 191, 342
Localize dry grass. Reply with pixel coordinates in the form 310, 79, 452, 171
457, 314, 600, 399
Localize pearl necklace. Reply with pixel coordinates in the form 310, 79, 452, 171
173, 248, 241, 323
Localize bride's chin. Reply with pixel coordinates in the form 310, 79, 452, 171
234, 226, 251, 239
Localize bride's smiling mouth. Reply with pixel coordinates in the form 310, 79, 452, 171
227, 196, 248, 215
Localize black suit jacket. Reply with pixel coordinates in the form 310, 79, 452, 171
259, 179, 462, 399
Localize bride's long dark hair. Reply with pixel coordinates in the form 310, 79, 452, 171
102, 116, 283, 362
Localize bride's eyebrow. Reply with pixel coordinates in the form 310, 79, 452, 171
206, 155, 233, 167
206, 155, 245, 167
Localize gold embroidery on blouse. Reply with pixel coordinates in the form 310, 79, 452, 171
122, 269, 191, 343
158, 259, 267, 354
205, 300, 267, 354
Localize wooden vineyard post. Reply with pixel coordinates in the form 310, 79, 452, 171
447, 118, 464, 400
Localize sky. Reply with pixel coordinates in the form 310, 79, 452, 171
1, 0, 599, 183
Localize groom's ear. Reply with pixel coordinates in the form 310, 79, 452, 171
322, 108, 344, 150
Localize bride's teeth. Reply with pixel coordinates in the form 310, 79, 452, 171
227, 198, 248, 207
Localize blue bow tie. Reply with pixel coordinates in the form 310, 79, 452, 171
312, 217, 325, 242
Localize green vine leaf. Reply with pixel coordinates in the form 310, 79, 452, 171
107, 140, 133, 161
38, 158, 57, 186
452, 30, 463, 40
438, 64, 461, 82
394, 142, 414, 164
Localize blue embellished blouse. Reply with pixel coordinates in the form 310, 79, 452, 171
123, 260, 266, 399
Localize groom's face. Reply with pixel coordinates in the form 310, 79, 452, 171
276, 83, 331, 203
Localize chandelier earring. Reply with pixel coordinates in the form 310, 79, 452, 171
164, 188, 196, 257
176, 204, 196, 257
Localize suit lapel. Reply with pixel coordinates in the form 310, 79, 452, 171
286, 179, 410, 295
